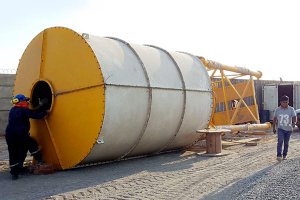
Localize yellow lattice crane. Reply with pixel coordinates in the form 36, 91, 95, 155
199, 57, 263, 126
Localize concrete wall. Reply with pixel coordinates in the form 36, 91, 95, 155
0, 74, 15, 135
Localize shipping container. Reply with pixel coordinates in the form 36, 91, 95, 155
263, 83, 300, 121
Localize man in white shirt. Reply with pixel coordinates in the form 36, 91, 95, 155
273, 95, 297, 161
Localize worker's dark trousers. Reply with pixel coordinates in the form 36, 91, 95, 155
5, 134, 42, 175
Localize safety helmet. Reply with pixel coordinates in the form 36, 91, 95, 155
11, 94, 30, 104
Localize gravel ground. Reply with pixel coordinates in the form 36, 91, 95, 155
206, 149, 300, 200
1, 131, 300, 200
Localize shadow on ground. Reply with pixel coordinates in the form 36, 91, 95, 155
0, 149, 210, 200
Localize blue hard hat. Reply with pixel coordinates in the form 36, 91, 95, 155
14, 94, 30, 102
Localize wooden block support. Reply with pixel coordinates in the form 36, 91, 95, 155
28, 163, 55, 175
197, 129, 231, 155
206, 132, 222, 154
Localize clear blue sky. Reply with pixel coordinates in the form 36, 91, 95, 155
1, 0, 299, 81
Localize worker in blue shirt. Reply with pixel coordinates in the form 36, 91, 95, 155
5, 94, 48, 180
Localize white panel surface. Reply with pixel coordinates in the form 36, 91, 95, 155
82, 86, 149, 163
170, 52, 211, 91
167, 91, 212, 149
128, 89, 184, 156
87, 36, 148, 86
131, 44, 183, 89
81, 35, 212, 163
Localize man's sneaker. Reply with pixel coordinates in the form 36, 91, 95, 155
11, 174, 19, 180
277, 156, 282, 161
283, 156, 287, 160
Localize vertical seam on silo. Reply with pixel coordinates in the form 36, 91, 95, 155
105, 37, 152, 160
180, 52, 213, 148
146, 45, 187, 153
39, 29, 48, 79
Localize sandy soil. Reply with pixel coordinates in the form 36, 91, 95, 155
1, 131, 299, 200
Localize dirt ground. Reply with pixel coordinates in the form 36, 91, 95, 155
1, 131, 300, 200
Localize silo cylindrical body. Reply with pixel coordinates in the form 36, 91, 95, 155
14, 27, 212, 169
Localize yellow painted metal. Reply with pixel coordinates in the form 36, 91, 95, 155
212, 77, 259, 125
14, 32, 43, 96
250, 76, 260, 122
216, 122, 271, 132
200, 57, 261, 126
223, 76, 259, 124
220, 70, 230, 124
199, 57, 262, 79
15, 27, 105, 169
213, 106, 259, 125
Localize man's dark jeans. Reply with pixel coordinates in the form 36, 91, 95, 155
277, 128, 292, 157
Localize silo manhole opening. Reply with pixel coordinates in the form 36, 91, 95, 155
31, 80, 53, 111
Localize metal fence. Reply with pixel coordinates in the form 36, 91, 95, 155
0, 68, 17, 74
